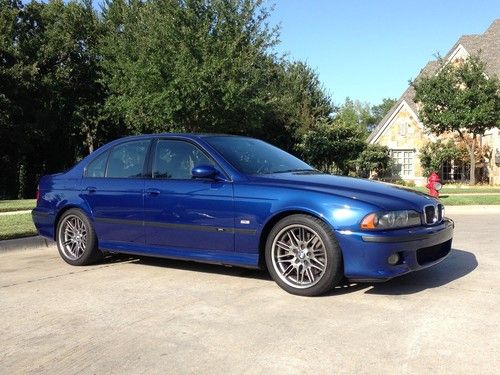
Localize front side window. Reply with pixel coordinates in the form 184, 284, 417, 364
85, 151, 109, 178
106, 140, 150, 178
153, 140, 214, 179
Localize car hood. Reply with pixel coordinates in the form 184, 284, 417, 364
249, 172, 438, 211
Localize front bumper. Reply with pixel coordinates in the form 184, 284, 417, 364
335, 218, 454, 282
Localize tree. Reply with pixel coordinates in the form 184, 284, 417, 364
356, 144, 392, 178
0, 0, 22, 197
0, 0, 104, 198
419, 140, 467, 177
335, 98, 371, 136
300, 118, 366, 175
334, 97, 396, 136
370, 97, 397, 131
255, 60, 334, 152
413, 55, 500, 184
100, 0, 279, 136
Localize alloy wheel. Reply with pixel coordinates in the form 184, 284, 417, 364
271, 224, 328, 289
58, 215, 88, 260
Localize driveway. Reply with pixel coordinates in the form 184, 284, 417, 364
0, 210, 498, 374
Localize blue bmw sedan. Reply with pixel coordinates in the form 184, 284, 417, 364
32, 134, 453, 296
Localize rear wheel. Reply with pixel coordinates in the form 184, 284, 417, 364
56, 209, 102, 266
265, 214, 343, 296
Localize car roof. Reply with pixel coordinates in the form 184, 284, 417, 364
118, 133, 255, 141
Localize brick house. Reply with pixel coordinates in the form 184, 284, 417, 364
368, 20, 500, 186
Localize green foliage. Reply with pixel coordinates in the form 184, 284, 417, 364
356, 144, 392, 178
335, 98, 370, 136
413, 56, 500, 135
100, 0, 278, 135
334, 97, 397, 136
370, 98, 397, 130
413, 55, 500, 184
419, 140, 468, 176
0, 0, 104, 198
253, 60, 334, 151
300, 118, 366, 175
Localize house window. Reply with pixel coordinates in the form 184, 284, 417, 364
399, 122, 408, 136
441, 160, 469, 182
392, 150, 414, 177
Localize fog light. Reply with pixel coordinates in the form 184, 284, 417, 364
387, 253, 400, 265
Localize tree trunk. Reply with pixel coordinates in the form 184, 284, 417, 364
468, 148, 475, 185
468, 135, 476, 186
86, 130, 95, 154
458, 130, 476, 186
17, 162, 25, 199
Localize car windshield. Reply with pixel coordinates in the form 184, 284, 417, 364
204, 136, 316, 175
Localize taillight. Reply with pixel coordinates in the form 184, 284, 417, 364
36, 186, 40, 202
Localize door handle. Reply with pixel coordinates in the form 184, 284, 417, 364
85, 186, 97, 193
145, 188, 160, 196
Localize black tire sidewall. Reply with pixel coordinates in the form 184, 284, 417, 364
56, 208, 100, 266
265, 214, 343, 296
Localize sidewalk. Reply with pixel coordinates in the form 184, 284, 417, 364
445, 205, 500, 214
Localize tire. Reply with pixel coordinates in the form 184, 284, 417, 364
56, 208, 102, 266
265, 214, 343, 296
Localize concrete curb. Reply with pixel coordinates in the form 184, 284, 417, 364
0, 236, 54, 253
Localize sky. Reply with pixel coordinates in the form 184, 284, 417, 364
268, 0, 500, 106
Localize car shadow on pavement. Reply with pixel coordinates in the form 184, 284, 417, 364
330, 248, 478, 296
106, 248, 477, 296
132, 256, 273, 281
101, 253, 139, 265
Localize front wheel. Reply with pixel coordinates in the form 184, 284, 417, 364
265, 214, 343, 296
56, 208, 102, 266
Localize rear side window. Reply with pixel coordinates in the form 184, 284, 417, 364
85, 151, 109, 178
106, 140, 150, 178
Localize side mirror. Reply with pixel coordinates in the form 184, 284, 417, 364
192, 165, 218, 179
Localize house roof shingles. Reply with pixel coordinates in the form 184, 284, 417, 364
368, 19, 500, 143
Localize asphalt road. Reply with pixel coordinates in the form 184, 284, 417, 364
1, 209, 498, 374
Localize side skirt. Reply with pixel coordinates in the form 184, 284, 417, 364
98, 241, 261, 269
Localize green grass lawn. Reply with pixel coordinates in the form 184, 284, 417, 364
0, 212, 37, 240
412, 186, 500, 194
438, 194, 500, 206
0, 199, 36, 213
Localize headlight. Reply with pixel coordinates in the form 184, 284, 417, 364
360, 210, 421, 230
